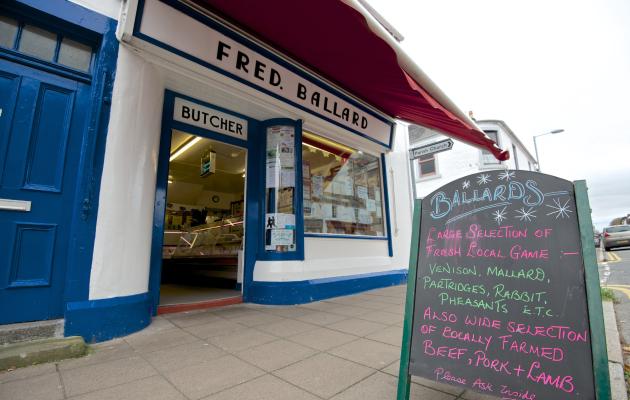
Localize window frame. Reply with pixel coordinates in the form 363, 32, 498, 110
480, 130, 502, 167
416, 153, 439, 180
512, 144, 520, 169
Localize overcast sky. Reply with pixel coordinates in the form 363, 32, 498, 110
367, 0, 630, 229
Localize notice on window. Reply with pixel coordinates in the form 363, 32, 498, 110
312, 176, 323, 198
269, 229, 294, 246
303, 184, 312, 200
266, 162, 279, 188
266, 126, 295, 189
356, 185, 368, 200
265, 213, 295, 230
336, 206, 356, 223
280, 167, 295, 187
358, 209, 373, 225
343, 179, 354, 196
267, 126, 294, 164
366, 199, 377, 212
321, 204, 333, 219
303, 199, 312, 215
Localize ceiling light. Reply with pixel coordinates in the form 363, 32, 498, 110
168, 179, 173, 184
170, 137, 202, 162
230, 152, 239, 158
303, 131, 355, 154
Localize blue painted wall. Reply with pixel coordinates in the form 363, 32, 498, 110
248, 270, 408, 305
65, 293, 152, 343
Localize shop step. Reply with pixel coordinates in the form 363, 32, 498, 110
0, 336, 87, 371
0, 319, 64, 345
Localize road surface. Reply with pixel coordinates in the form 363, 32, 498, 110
600, 248, 630, 347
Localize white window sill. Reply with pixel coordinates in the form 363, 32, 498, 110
479, 163, 502, 170
416, 173, 442, 182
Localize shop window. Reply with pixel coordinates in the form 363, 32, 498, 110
512, 144, 519, 169
481, 130, 501, 165
0, 16, 93, 73
417, 154, 437, 178
301, 131, 385, 237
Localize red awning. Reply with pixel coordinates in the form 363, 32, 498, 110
193, 0, 509, 161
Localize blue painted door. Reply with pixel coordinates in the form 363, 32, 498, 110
0, 59, 90, 323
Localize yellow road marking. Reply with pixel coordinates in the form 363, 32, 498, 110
603, 251, 621, 263
605, 285, 630, 300
609, 252, 621, 262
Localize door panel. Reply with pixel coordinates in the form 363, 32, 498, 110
8, 223, 57, 288
0, 71, 21, 181
24, 84, 75, 192
0, 59, 88, 324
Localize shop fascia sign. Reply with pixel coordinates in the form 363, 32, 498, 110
137, 0, 393, 147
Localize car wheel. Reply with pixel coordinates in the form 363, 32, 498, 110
605, 247, 611, 251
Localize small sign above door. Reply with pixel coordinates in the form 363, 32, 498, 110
173, 97, 248, 140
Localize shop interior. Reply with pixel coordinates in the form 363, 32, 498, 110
160, 130, 246, 306
301, 131, 385, 237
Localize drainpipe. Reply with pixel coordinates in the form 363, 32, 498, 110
116, 0, 139, 43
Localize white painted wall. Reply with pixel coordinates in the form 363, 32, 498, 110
69, 0, 121, 20
89, 6, 414, 298
412, 121, 537, 199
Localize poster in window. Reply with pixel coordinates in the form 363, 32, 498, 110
277, 187, 294, 212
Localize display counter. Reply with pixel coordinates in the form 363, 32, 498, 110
162, 216, 243, 263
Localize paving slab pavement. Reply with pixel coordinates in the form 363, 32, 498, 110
0, 285, 461, 400
0, 284, 626, 399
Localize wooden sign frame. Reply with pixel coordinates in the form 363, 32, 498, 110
397, 180, 611, 400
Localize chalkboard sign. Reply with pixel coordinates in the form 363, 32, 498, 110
397, 170, 610, 400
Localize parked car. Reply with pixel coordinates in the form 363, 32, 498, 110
601, 225, 630, 251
